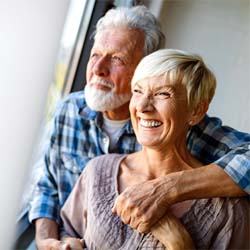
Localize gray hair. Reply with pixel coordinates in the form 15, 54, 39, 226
131, 49, 216, 109
94, 5, 165, 55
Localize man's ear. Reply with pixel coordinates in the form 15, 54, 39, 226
189, 101, 209, 126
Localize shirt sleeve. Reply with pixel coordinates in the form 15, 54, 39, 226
28, 100, 80, 224
187, 115, 250, 193
28, 114, 61, 224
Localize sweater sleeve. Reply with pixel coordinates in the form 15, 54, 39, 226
60, 165, 90, 238
210, 198, 250, 250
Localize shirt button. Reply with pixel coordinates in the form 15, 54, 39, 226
103, 137, 108, 143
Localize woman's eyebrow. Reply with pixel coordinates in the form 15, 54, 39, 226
155, 85, 175, 90
133, 83, 143, 89
133, 82, 176, 91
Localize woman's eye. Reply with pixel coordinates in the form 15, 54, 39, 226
156, 92, 171, 99
133, 89, 142, 94
156, 92, 171, 98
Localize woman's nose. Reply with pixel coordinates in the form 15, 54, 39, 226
136, 95, 154, 113
93, 57, 109, 77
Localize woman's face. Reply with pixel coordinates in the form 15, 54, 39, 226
129, 75, 192, 149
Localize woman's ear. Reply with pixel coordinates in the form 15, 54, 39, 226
189, 101, 209, 126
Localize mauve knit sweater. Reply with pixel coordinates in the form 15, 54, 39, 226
61, 153, 250, 250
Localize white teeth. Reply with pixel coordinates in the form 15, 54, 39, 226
140, 119, 162, 128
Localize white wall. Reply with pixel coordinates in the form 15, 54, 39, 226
160, 0, 250, 132
0, 0, 69, 248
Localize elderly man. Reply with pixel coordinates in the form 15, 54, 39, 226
29, 5, 250, 250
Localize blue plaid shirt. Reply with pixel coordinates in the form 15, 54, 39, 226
29, 91, 250, 224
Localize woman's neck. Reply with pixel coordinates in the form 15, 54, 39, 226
119, 143, 202, 193
139, 145, 202, 179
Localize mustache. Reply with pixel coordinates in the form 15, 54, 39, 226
88, 78, 114, 89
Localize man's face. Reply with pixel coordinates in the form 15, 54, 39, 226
85, 27, 144, 115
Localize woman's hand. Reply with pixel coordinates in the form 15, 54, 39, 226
151, 212, 195, 250
62, 237, 85, 250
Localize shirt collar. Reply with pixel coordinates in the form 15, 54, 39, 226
123, 118, 134, 135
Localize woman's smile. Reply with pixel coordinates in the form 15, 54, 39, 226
139, 118, 162, 128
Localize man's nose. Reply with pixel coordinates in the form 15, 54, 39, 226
93, 56, 109, 77
136, 95, 154, 113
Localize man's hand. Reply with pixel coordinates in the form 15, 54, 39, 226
112, 175, 178, 233
36, 238, 84, 250
35, 218, 85, 250
36, 239, 71, 250
112, 164, 246, 233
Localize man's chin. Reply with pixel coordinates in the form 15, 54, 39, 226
85, 86, 131, 112
87, 103, 108, 112
86, 96, 130, 112
86, 101, 122, 112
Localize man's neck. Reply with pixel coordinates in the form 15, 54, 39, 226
103, 102, 130, 120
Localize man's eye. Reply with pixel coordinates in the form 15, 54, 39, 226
90, 53, 99, 61
112, 56, 124, 64
91, 53, 98, 58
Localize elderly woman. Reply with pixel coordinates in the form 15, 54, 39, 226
60, 49, 249, 250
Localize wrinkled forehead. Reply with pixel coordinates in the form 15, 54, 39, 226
132, 70, 184, 89
93, 27, 145, 63
94, 26, 144, 47
133, 75, 179, 90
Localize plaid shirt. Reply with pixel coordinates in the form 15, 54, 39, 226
29, 91, 250, 224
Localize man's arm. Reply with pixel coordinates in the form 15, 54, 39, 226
188, 115, 250, 193
29, 106, 68, 247
35, 218, 61, 250
112, 163, 246, 233
174, 163, 246, 200
29, 144, 62, 247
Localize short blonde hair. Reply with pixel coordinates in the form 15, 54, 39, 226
131, 49, 216, 109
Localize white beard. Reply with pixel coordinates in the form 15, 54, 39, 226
85, 84, 131, 112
